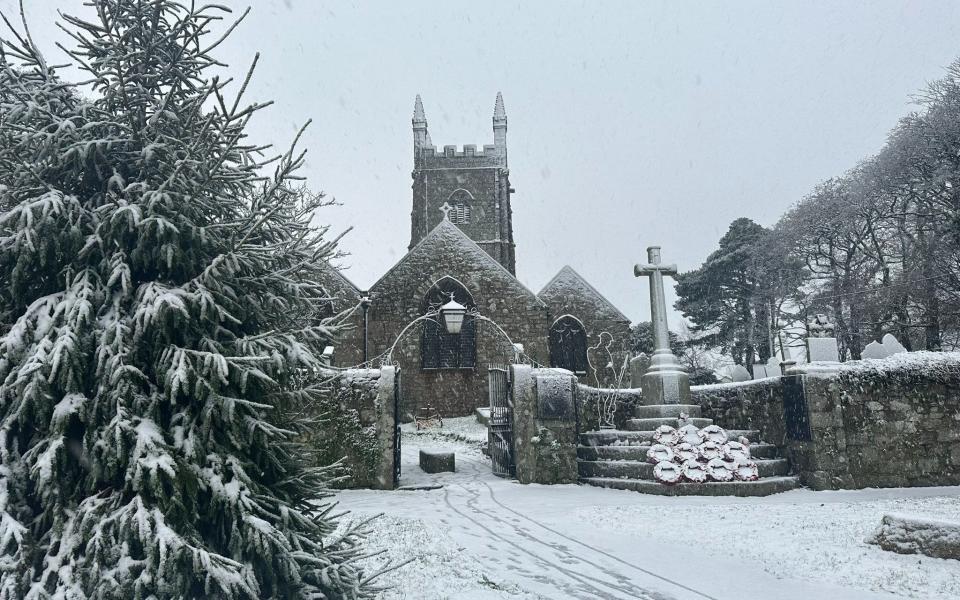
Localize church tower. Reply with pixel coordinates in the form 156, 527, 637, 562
409, 93, 516, 274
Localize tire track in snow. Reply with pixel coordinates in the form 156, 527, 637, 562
458, 455, 719, 600
441, 454, 661, 600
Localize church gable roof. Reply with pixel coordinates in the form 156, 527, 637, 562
319, 260, 361, 295
538, 265, 630, 323
370, 219, 544, 306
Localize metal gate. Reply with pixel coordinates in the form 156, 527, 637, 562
393, 367, 402, 487
488, 365, 515, 478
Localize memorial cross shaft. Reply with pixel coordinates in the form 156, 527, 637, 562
633, 246, 690, 405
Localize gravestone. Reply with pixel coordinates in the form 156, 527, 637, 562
729, 365, 751, 382
862, 333, 907, 360
807, 337, 840, 363
806, 314, 840, 363
629, 353, 650, 388
882, 333, 907, 354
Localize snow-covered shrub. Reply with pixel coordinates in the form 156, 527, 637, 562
0, 2, 378, 598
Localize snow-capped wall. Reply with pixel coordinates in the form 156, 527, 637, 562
691, 378, 786, 447
511, 365, 579, 485
792, 352, 960, 490
301, 366, 398, 490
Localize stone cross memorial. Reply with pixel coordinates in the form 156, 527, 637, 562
634, 246, 690, 405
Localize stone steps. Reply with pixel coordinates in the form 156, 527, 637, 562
634, 404, 702, 419
577, 458, 790, 480
576, 442, 781, 461
624, 417, 713, 430
580, 429, 762, 446
580, 476, 801, 497
577, 424, 795, 496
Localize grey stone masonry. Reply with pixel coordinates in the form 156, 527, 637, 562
419, 450, 456, 473
410, 93, 515, 273
538, 265, 631, 386
339, 220, 550, 418
511, 365, 579, 485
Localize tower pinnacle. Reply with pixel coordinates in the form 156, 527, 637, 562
493, 92, 506, 125
413, 94, 429, 152
413, 94, 427, 125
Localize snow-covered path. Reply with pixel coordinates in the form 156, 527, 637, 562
337, 420, 960, 600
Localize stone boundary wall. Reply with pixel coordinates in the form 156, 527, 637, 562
511, 365, 579, 485
691, 378, 786, 447
301, 366, 397, 490
793, 353, 960, 490
576, 385, 642, 431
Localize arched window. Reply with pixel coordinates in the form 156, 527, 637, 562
549, 316, 588, 374
421, 278, 476, 369
447, 189, 473, 225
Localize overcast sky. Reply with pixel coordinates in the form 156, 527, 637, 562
7, 1, 960, 326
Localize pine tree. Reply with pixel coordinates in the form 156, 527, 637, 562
0, 2, 375, 598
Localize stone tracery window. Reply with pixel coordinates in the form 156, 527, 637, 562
549, 316, 588, 374
421, 278, 476, 369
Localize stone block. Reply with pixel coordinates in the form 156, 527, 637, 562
868, 513, 960, 561
419, 450, 455, 473
535, 375, 576, 420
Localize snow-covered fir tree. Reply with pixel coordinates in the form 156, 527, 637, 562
0, 2, 376, 598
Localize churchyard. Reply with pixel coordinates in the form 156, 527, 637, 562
2, 2, 960, 600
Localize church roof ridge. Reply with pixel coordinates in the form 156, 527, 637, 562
369, 219, 545, 307
320, 259, 362, 295
538, 264, 630, 323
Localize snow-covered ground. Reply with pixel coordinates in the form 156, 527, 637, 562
336, 416, 960, 600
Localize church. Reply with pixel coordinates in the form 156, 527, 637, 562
322, 94, 631, 418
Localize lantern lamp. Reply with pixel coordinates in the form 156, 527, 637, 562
440, 298, 467, 334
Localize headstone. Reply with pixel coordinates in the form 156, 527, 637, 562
807, 314, 836, 338
753, 356, 782, 379
881, 333, 907, 354
807, 337, 839, 363
752, 364, 769, 379
629, 353, 650, 388
729, 365, 751, 382
862, 334, 908, 360
805, 314, 840, 364
861, 340, 888, 360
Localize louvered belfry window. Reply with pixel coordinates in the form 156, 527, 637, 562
421, 278, 476, 369
449, 203, 471, 224
549, 316, 588, 374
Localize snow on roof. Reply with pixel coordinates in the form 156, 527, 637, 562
369, 219, 546, 306
538, 265, 630, 323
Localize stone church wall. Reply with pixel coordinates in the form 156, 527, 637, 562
359, 232, 551, 418
537, 271, 631, 388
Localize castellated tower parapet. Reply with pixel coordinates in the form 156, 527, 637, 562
409, 93, 516, 274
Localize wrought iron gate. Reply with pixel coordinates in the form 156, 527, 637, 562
488, 365, 515, 478
393, 367, 402, 487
